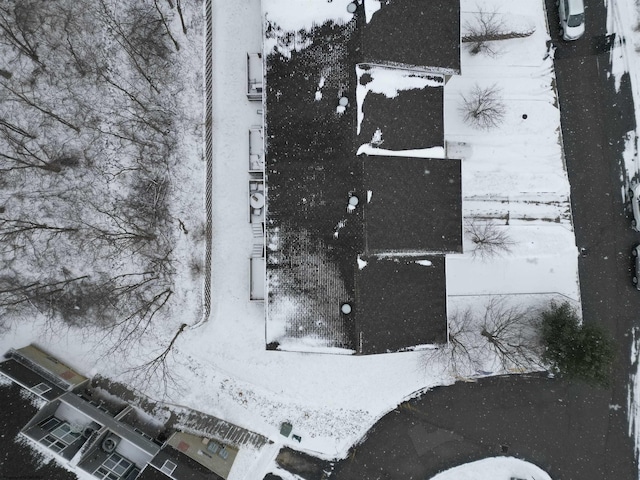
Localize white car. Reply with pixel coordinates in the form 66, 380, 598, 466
559, 0, 585, 41
630, 183, 640, 231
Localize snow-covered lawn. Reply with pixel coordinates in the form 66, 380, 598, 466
429, 456, 552, 480
0, 0, 583, 478
608, 0, 640, 184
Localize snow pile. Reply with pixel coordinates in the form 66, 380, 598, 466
606, 0, 640, 185
429, 456, 552, 480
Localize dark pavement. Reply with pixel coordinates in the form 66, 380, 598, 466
332, 1, 640, 479
333, 374, 635, 480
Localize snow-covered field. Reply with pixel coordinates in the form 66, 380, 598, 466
0, 0, 585, 478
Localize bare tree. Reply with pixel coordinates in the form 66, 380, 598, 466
479, 297, 543, 372
463, 7, 506, 56
0, 129, 67, 173
460, 84, 506, 130
462, 6, 536, 56
465, 218, 514, 260
175, 0, 187, 34
422, 307, 481, 378
423, 298, 545, 378
122, 323, 186, 397
0, 273, 89, 317
0, 2, 42, 64
0, 82, 81, 132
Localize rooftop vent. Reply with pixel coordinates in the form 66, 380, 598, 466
101, 435, 119, 453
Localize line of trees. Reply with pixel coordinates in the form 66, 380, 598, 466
0, 0, 203, 385
427, 300, 614, 387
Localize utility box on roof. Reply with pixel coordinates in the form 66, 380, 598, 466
280, 422, 292, 437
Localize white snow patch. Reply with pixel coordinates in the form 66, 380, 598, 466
371, 127, 384, 147
357, 144, 446, 158
429, 456, 552, 480
364, 0, 383, 23
264, 0, 355, 32
415, 260, 433, 266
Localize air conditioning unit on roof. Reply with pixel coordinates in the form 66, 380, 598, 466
101, 435, 119, 453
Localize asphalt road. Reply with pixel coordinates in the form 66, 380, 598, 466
331, 1, 640, 479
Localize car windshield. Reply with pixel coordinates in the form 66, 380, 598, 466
568, 13, 584, 28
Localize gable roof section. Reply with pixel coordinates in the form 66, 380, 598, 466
363, 157, 462, 253
356, 65, 445, 155
0, 358, 65, 401
0, 344, 88, 399
361, 0, 461, 74
355, 255, 447, 354
143, 446, 224, 480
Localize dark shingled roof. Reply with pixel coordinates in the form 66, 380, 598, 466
355, 255, 447, 354
141, 447, 224, 480
363, 157, 462, 253
361, 0, 461, 74
358, 69, 444, 151
0, 359, 65, 401
264, 0, 462, 353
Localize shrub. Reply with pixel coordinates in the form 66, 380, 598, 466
541, 302, 614, 387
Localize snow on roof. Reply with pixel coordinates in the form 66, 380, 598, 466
355, 255, 448, 354
356, 145, 446, 158
354, 64, 446, 155
264, 0, 461, 354
363, 0, 382, 23
264, 0, 358, 57
263, 0, 356, 32
356, 64, 445, 141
